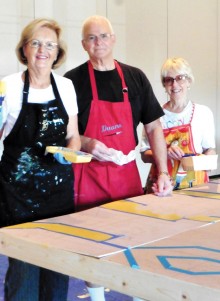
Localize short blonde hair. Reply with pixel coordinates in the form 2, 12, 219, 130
16, 18, 67, 69
161, 57, 195, 86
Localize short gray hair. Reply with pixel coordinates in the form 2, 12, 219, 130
161, 57, 195, 86
81, 15, 114, 39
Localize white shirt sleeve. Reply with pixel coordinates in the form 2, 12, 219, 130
191, 104, 216, 153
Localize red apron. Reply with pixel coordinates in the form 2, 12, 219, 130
73, 60, 143, 211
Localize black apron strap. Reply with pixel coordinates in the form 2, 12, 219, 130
23, 69, 29, 104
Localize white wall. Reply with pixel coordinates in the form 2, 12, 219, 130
0, 0, 219, 186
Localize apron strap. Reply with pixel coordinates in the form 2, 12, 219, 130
88, 61, 99, 100
23, 69, 29, 104
189, 103, 195, 123
114, 61, 129, 102
88, 60, 129, 102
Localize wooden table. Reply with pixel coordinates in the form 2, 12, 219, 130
0, 182, 220, 300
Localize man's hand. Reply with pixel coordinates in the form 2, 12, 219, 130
84, 138, 112, 161
151, 173, 173, 197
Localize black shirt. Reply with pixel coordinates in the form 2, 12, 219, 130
64, 61, 164, 145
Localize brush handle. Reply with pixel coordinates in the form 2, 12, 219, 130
0, 81, 6, 128
0, 105, 2, 128
0, 81, 6, 99
0, 96, 4, 106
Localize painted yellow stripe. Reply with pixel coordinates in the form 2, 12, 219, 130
6, 222, 112, 242
102, 200, 220, 222
174, 190, 220, 199
188, 216, 220, 222
102, 200, 181, 221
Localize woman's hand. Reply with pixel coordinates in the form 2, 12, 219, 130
167, 145, 185, 160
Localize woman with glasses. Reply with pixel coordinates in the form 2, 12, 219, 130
141, 57, 216, 192
0, 18, 81, 300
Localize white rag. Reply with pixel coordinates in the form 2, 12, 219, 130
93, 148, 136, 165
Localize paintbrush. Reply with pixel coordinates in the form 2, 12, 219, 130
0, 81, 6, 102
0, 80, 6, 128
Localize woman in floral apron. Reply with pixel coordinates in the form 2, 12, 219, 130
141, 57, 216, 192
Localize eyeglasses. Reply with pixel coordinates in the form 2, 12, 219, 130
163, 74, 189, 86
84, 33, 113, 43
28, 39, 58, 50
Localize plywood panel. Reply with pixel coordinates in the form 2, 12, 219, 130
106, 222, 220, 300
0, 184, 220, 299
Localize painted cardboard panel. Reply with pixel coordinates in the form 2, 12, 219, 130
1, 193, 219, 257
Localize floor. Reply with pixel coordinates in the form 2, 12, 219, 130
0, 255, 133, 301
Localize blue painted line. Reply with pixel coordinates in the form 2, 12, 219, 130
100, 241, 127, 249
135, 245, 220, 253
124, 247, 140, 269
158, 255, 220, 275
